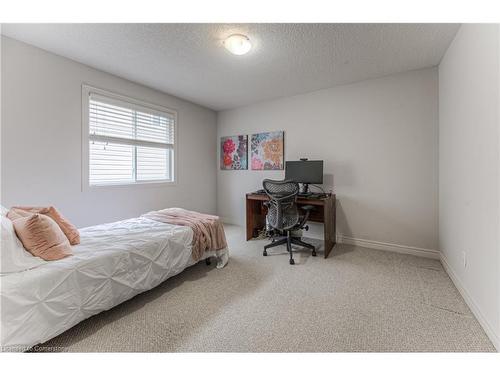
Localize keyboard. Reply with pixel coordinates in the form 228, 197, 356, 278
298, 193, 327, 199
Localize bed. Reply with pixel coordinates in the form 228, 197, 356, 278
0, 216, 228, 351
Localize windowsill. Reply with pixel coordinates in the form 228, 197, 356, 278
84, 180, 177, 191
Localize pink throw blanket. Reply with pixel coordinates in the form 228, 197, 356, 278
142, 208, 227, 261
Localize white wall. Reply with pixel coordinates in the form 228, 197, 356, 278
439, 24, 500, 349
1, 36, 217, 227
217, 68, 439, 251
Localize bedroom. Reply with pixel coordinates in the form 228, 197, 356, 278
1, 0, 500, 372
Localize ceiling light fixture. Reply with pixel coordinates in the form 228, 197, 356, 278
223, 34, 252, 55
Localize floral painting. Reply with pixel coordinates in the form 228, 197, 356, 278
251, 131, 284, 170
220, 135, 248, 170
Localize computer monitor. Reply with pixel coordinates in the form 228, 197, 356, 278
285, 160, 323, 184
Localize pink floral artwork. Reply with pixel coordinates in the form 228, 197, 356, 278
220, 135, 248, 170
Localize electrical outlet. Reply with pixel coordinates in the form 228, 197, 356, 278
462, 251, 467, 268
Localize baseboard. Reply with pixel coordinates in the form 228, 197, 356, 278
220, 217, 239, 226
440, 254, 499, 351
336, 234, 440, 259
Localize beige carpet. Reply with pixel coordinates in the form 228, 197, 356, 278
37, 225, 494, 352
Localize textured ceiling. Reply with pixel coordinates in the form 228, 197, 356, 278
2, 24, 459, 110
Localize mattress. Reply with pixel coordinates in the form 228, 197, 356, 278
0, 217, 228, 351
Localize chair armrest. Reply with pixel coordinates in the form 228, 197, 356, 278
298, 205, 315, 228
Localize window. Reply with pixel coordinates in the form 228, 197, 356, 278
83, 86, 176, 187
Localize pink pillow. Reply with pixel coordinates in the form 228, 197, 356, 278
6, 208, 31, 220
10, 214, 72, 261
9, 206, 80, 245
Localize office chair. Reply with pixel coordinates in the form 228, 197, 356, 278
262, 179, 316, 265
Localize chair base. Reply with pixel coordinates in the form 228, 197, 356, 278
263, 234, 316, 264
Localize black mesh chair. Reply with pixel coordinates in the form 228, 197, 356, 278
262, 179, 316, 265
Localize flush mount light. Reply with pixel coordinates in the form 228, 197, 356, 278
223, 34, 252, 55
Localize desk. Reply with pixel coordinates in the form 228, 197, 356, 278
246, 192, 336, 258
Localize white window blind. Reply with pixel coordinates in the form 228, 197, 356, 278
88, 93, 175, 186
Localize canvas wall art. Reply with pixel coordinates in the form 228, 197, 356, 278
220, 135, 248, 170
251, 131, 284, 170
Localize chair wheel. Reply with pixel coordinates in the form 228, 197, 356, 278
289, 259, 295, 265
263, 250, 268, 256
312, 251, 317, 257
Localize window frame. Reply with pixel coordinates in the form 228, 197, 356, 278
81, 84, 178, 190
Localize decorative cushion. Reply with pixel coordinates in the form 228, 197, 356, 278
11, 213, 73, 261
9, 206, 80, 245
6, 208, 31, 220
1, 215, 46, 274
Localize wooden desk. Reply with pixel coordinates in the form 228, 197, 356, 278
246, 192, 336, 258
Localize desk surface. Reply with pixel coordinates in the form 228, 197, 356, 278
246, 192, 335, 206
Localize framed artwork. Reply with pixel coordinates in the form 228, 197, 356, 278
220, 135, 248, 170
251, 131, 284, 170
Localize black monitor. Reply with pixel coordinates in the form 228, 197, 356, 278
285, 160, 323, 184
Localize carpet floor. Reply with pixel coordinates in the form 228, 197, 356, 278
38, 225, 495, 352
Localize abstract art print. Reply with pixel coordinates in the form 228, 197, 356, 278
220, 135, 248, 170
251, 131, 284, 170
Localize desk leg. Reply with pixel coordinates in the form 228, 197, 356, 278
246, 199, 267, 240
246, 198, 254, 241
323, 196, 336, 258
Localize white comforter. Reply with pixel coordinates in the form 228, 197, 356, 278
0, 217, 228, 351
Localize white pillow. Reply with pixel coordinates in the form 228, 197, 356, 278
1, 205, 8, 216
1, 215, 46, 274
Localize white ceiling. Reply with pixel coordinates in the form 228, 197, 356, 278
2, 24, 459, 111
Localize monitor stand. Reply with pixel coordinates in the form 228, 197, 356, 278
299, 183, 312, 196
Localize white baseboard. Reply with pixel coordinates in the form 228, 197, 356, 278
440, 254, 499, 351
220, 217, 239, 226
337, 234, 440, 259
